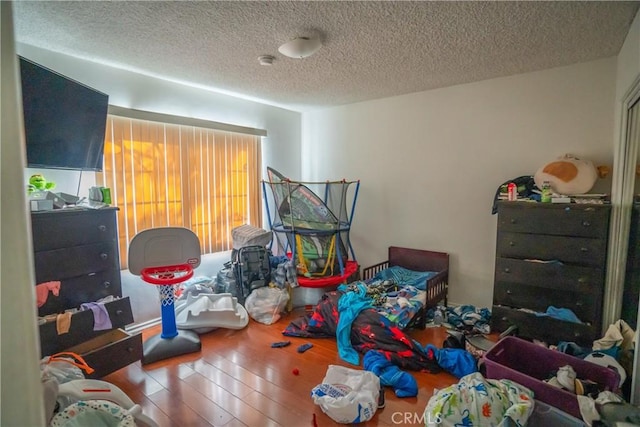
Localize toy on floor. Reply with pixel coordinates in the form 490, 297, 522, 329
174, 288, 249, 334
41, 352, 157, 427
51, 380, 158, 427
263, 167, 360, 285
128, 227, 202, 364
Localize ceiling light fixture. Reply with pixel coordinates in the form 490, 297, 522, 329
258, 55, 275, 66
278, 37, 322, 59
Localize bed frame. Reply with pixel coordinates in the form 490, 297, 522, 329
361, 246, 449, 328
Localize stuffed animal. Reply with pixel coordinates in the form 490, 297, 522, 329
534, 154, 601, 195
27, 174, 56, 194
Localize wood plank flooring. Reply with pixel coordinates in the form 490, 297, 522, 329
104, 309, 461, 427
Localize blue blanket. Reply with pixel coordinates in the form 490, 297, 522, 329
371, 266, 437, 290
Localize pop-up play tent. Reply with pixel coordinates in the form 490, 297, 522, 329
263, 167, 360, 288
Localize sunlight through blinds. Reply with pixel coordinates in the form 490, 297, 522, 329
99, 114, 262, 268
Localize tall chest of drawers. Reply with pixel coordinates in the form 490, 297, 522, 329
491, 201, 610, 346
32, 208, 142, 378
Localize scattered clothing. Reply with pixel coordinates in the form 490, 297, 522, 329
556, 341, 592, 359
556, 365, 577, 392
297, 343, 313, 353
422, 344, 477, 378
272, 259, 298, 288
363, 350, 418, 398
56, 312, 72, 335
578, 390, 624, 426
336, 283, 372, 365
593, 319, 635, 380
283, 289, 441, 373
425, 372, 534, 427
80, 302, 112, 331
444, 305, 491, 334
535, 306, 582, 324
593, 319, 634, 352
36, 281, 61, 308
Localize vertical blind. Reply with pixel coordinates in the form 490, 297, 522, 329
98, 114, 262, 268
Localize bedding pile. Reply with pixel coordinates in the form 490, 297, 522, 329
283, 286, 441, 373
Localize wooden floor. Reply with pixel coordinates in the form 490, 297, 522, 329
104, 309, 461, 427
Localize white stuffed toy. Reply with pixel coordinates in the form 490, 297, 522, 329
534, 154, 599, 195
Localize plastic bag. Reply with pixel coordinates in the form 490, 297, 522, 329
244, 286, 289, 325
311, 365, 380, 424
40, 352, 94, 384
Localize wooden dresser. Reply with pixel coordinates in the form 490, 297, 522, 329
491, 201, 610, 346
32, 208, 142, 378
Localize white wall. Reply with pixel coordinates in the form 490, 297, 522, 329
302, 57, 617, 309
1, 2, 46, 425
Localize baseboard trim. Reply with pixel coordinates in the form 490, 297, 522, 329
126, 317, 161, 334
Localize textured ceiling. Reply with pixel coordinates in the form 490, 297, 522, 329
12, 1, 640, 112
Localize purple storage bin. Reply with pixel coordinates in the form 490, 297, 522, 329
483, 336, 620, 419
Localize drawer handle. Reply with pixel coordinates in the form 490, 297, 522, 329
103, 281, 111, 288
582, 221, 591, 227
509, 241, 515, 247
116, 309, 123, 315
504, 268, 510, 273
510, 219, 517, 224
100, 253, 108, 260
127, 347, 134, 353
578, 277, 587, 284
580, 247, 588, 252
98, 225, 107, 232
576, 301, 583, 307
501, 317, 508, 321
506, 289, 513, 295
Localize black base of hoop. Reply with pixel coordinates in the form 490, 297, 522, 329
141, 329, 201, 365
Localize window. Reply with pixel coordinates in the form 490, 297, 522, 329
98, 112, 263, 269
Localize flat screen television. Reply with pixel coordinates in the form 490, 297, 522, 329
19, 56, 109, 171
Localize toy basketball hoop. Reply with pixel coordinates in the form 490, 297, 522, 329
141, 264, 194, 315
128, 228, 202, 365
141, 264, 194, 286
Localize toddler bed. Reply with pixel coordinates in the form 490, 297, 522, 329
283, 246, 449, 372
361, 246, 449, 329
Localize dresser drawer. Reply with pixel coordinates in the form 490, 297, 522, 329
495, 258, 603, 292
497, 203, 610, 238
31, 209, 118, 251
491, 305, 595, 346
38, 270, 122, 316
497, 231, 607, 267
493, 282, 599, 323
66, 329, 143, 379
39, 297, 135, 357
34, 242, 118, 282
